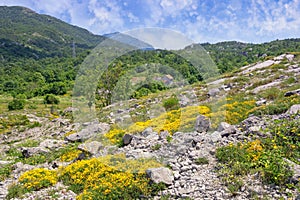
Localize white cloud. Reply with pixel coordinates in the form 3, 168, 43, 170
126, 28, 193, 49
87, 0, 124, 33
0, 0, 299, 43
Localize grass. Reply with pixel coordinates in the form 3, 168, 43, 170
195, 157, 209, 165
216, 115, 300, 195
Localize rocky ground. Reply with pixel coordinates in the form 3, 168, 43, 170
0, 53, 300, 199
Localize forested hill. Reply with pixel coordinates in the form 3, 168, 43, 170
201, 39, 300, 72
0, 5, 300, 100
0, 6, 104, 60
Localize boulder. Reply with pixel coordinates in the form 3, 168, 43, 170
123, 134, 133, 145
210, 131, 222, 143
159, 130, 169, 140
126, 149, 155, 159
284, 89, 300, 97
78, 141, 103, 155
39, 139, 67, 150
66, 122, 109, 142
207, 88, 220, 97
256, 99, 267, 106
217, 122, 232, 132
146, 167, 174, 185
21, 147, 50, 158
284, 158, 300, 184
141, 127, 153, 137
195, 115, 211, 133
286, 104, 300, 114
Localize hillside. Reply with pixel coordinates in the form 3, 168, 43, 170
201, 39, 300, 72
0, 5, 300, 200
0, 52, 299, 199
0, 6, 104, 59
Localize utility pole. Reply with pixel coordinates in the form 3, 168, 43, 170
72, 40, 76, 58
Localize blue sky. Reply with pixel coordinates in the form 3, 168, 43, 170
1, 0, 300, 43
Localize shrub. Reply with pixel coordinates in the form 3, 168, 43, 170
8, 98, 25, 110
44, 94, 60, 104
59, 158, 162, 198
163, 96, 180, 111
195, 157, 209, 165
216, 118, 298, 193
19, 168, 57, 191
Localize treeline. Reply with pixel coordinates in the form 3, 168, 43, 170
0, 51, 89, 98
96, 49, 203, 106
202, 38, 300, 72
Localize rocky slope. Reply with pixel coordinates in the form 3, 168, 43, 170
0, 53, 299, 199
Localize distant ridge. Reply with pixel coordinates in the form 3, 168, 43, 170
0, 6, 104, 58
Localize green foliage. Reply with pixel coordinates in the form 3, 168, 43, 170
0, 164, 13, 181
216, 116, 299, 194
163, 96, 180, 111
132, 82, 167, 99
44, 94, 60, 105
0, 6, 103, 60
6, 184, 28, 200
249, 95, 300, 116
151, 144, 161, 151
195, 157, 209, 165
8, 98, 25, 110
202, 39, 300, 73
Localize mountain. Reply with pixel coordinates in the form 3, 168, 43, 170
0, 6, 104, 59
103, 32, 154, 50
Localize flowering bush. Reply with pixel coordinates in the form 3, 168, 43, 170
19, 168, 57, 191
216, 116, 299, 194
60, 149, 82, 162
106, 105, 210, 144
59, 157, 160, 199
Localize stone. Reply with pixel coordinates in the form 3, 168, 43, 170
39, 139, 67, 150
256, 99, 267, 106
207, 88, 220, 97
123, 134, 133, 145
159, 130, 169, 140
195, 115, 211, 133
63, 107, 79, 113
210, 131, 222, 143
146, 167, 174, 185
12, 162, 35, 174
286, 104, 300, 114
21, 147, 50, 158
0, 160, 12, 165
252, 81, 281, 94
220, 126, 236, 137
179, 95, 190, 107
284, 89, 300, 97
217, 122, 232, 132
141, 127, 153, 137
286, 54, 294, 61
126, 149, 155, 159
66, 122, 109, 142
78, 141, 103, 155
284, 158, 300, 183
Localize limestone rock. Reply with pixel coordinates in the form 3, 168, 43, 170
39, 139, 67, 150
66, 122, 109, 142
78, 141, 103, 155
207, 88, 220, 97
195, 115, 211, 133
21, 147, 50, 158
284, 159, 300, 184
210, 131, 222, 143
123, 134, 133, 145
284, 89, 300, 97
146, 167, 174, 185
286, 104, 300, 114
